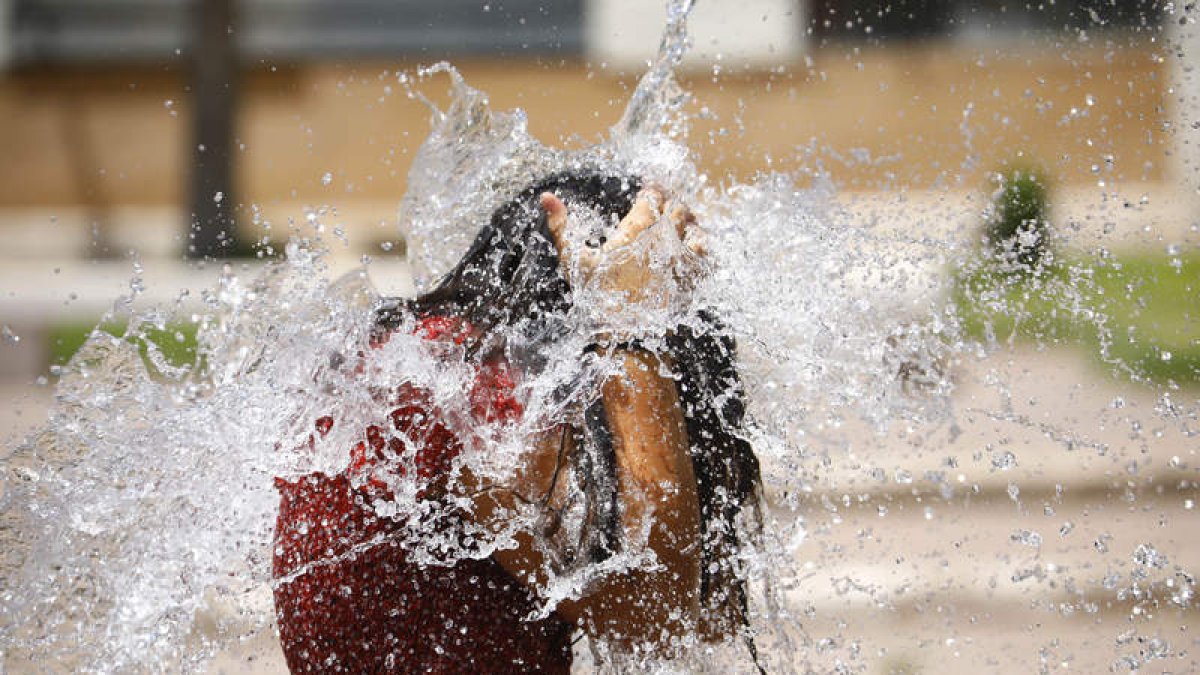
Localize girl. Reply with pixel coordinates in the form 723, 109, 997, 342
272, 173, 761, 673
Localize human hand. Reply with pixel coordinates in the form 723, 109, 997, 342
540, 186, 707, 310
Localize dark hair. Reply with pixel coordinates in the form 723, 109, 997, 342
377, 173, 641, 341
376, 171, 762, 650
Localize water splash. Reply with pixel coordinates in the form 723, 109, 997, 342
399, 62, 558, 289
0, 243, 375, 670
612, 0, 695, 140
3, 2, 1197, 673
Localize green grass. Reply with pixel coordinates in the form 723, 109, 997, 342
951, 251, 1200, 385
48, 319, 200, 376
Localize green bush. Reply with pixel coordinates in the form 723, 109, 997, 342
983, 166, 1051, 271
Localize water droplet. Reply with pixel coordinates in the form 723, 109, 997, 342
321, 172, 333, 186
991, 450, 1017, 470
1, 325, 19, 344
1011, 529, 1042, 547
213, 191, 224, 204
1133, 544, 1168, 569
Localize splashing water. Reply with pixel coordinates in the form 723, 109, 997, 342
3, 1, 1198, 673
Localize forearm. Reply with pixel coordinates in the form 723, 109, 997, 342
600, 349, 699, 565
471, 348, 703, 649
558, 348, 702, 647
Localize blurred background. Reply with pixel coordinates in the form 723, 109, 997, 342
1, 1, 1197, 673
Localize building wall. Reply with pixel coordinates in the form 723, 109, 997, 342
0, 41, 1168, 212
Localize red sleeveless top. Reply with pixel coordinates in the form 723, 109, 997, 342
272, 316, 574, 674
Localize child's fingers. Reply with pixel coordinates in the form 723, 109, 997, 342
540, 192, 570, 256
605, 186, 665, 251
668, 202, 697, 241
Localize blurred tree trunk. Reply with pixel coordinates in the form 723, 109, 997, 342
187, 0, 239, 259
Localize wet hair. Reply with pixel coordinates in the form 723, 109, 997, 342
376, 171, 762, 654
380, 173, 641, 339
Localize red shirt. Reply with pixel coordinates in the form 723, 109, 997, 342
272, 316, 573, 674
